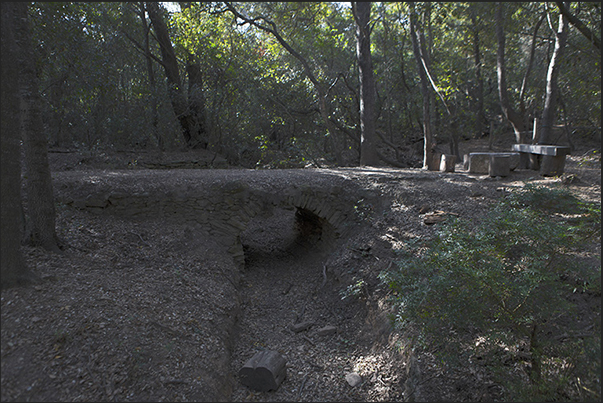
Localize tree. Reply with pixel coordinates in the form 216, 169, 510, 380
129, 2, 162, 149
31, 2, 162, 150
538, 2, 569, 145
223, 2, 349, 164
469, 3, 486, 138
179, 3, 209, 150
352, 2, 379, 166
518, 11, 546, 129
495, 2, 527, 144
1, 2, 38, 288
409, 3, 435, 170
12, 2, 62, 252
19, 2, 600, 168
146, 2, 207, 149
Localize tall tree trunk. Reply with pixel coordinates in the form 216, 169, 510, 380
415, 20, 460, 160
423, 4, 438, 147
470, 4, 486, 138
146, 2, 206, 149
135, 2, 162, 150
185, 56, 208, 149
519, 12, 546, 129
538, 3, 569, 145
495, 2, 527, 144
1, 2, 38, 289
12, 2, 61, 253
181, 3, 208, 149
410, 4, 434, 170
352, 2, 379, 166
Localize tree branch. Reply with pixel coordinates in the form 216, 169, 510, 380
121, 29, 166, 68
555, 1, 600, 51
519, 12, 546, 105
223, 2, 323, 92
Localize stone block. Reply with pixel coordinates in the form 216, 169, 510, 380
468, 153, 491, 174
345, 372, 362, 387
439, 154, 456, 172
540, 155, 566, 176
512, 144, 571, 156
506, 152, 520, 170
468, 152, 519, 174
239, 350, 287, 392
463, 154, 470, 170
489, 155, 510, 177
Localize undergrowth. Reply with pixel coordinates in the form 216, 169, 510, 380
380, 184, 601, 401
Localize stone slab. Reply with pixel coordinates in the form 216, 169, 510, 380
511, 144, 571, 156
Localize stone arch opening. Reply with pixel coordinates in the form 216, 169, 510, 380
239, 204, 335, 268
294, 207, 337, 248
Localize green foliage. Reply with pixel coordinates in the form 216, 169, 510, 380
380, 185, 601, 401
340, 278, 367, 300
24, 2, 601, 162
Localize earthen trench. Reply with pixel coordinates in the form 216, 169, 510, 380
59, 174, 372, 398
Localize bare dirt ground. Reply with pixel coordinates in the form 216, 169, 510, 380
1, 134, 600, 402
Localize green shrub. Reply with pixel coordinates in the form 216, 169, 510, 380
380, 185, 601, 401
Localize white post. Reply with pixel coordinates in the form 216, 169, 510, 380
532, 118, 538, 142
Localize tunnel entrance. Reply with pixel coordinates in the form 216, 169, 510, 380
239, 206, 335, 268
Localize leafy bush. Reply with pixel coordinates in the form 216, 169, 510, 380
380, 185, 601, 401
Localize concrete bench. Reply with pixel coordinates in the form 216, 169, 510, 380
511, 144, 571, 176
465, 152, 520, 176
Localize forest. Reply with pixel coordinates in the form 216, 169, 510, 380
1, 2, 601, 402
6, 2, 603, 167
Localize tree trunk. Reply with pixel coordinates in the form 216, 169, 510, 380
410, 5, 434, 170
181, 3, 208, 149
135, 2, 162, 149
146, 2, 206, 149
12, 2, 61, 253
352, 2, 379, 166
519, 12, 546, 128
185, 58, 208, 149
414, 11, 460, 161
470, 4, 486, 138
495, 2, 527, 144
1, 2, 38, 289
538, 4, 569, 145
